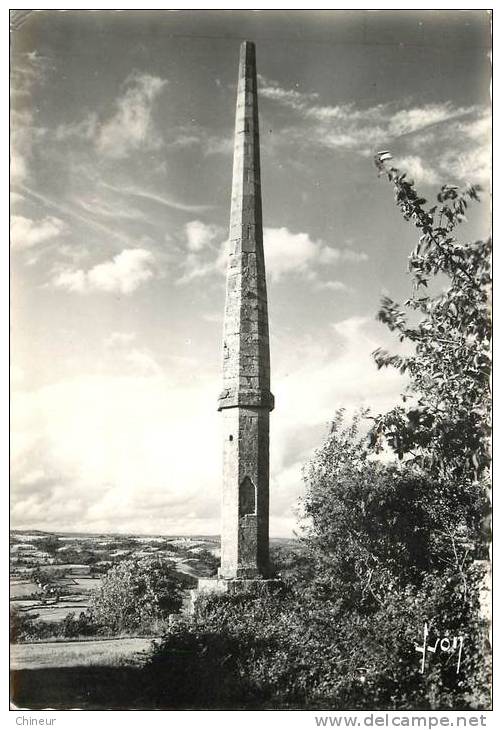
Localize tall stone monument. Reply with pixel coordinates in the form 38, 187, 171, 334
192, 41, 276, 604
217, 40, 274, 579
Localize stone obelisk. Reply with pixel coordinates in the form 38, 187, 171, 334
217, 41, 274, 579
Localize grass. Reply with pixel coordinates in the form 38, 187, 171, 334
11, 637, 153, 670
10, 582, 38, 598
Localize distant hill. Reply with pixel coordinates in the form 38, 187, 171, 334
11, 529, 297, 542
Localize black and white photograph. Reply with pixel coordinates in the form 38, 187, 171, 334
9, 8, 492, 714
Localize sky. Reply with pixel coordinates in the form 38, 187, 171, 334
10, 10, 491, 537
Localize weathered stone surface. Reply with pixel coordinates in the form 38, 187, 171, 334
218, 41, 273, 581
188, 577, 284, 613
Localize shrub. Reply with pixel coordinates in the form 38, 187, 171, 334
91, 557, 191, 634
60, 610, 100, 638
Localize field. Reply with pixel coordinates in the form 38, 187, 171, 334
11, 637, 153, 670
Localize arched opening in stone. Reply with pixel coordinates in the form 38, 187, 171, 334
239, 475, 256, 517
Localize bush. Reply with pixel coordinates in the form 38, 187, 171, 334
10, 606, 63, 643
91, 557, 191, 634
60, 610, 100, 638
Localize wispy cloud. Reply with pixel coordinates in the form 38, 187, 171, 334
100, 181, 213, 213
315, 279, 353, 293
17, 184, 137, 248
258, 75, 490, 183
54, 71, 167, 160
11, 50, 52, 98
164, 123, 233, 157
10, 52, 52, 182
202, 135, 234, 156
97, 72, 167, 158
51, 248, 157, 295
76, 196, 146, 222
258, 75, 320, 110
56, 113, 98, 142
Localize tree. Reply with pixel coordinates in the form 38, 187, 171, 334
91, 557, 190, 634
370, 153, 491, 485
34, 535, 60, 555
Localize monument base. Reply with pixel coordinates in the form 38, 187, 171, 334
188, 577, 284, 614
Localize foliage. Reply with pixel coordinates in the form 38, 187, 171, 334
10, 604, 101, 642
60, 610, 100, 638
55, 547, 99, 565
30, 568, 69, 602
371, 153, 491, 484
91, 557, 190, 634
300, 411, 489, 607
34, 535, 60, 555
10, 607, 40, 643
269, 543, 310, 582
192, 548, 220, 576
10, 606, 65, 642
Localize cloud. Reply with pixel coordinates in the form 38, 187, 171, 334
165, 122, 234, 157
268, 315, 408, 534
10, 315, 406, 537
388, 104, 476, 137
10, 110, 46, 184
392, 155, 440, 185
10, 53, 51, 182
124, 348, 163, 376
260, 75, 477, 143
185, 220, 221, 252
56, 113, 98, 142
315, 279, 352, 292
405, 111, 491, 185
96, 72, 167, 158
436, 114, 491, 184
264, 227, 322, 280
258, 75, 320, 111
19, 184, 137, 247
258, 76, 490, 183
176, 251, 223, 285
176, 227, 367, 286
76, 196, 146, 222
100, 181, 212, 213
176, 234, 227, 285
264, 227, 368, 282
105, 331, 137, 347
11, 372, 222, 534
105, 330, 163, 376
11, 214, 65, 250
203, 135, 234, 156
11, 51, 51, 98
51, 248, 156, 294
